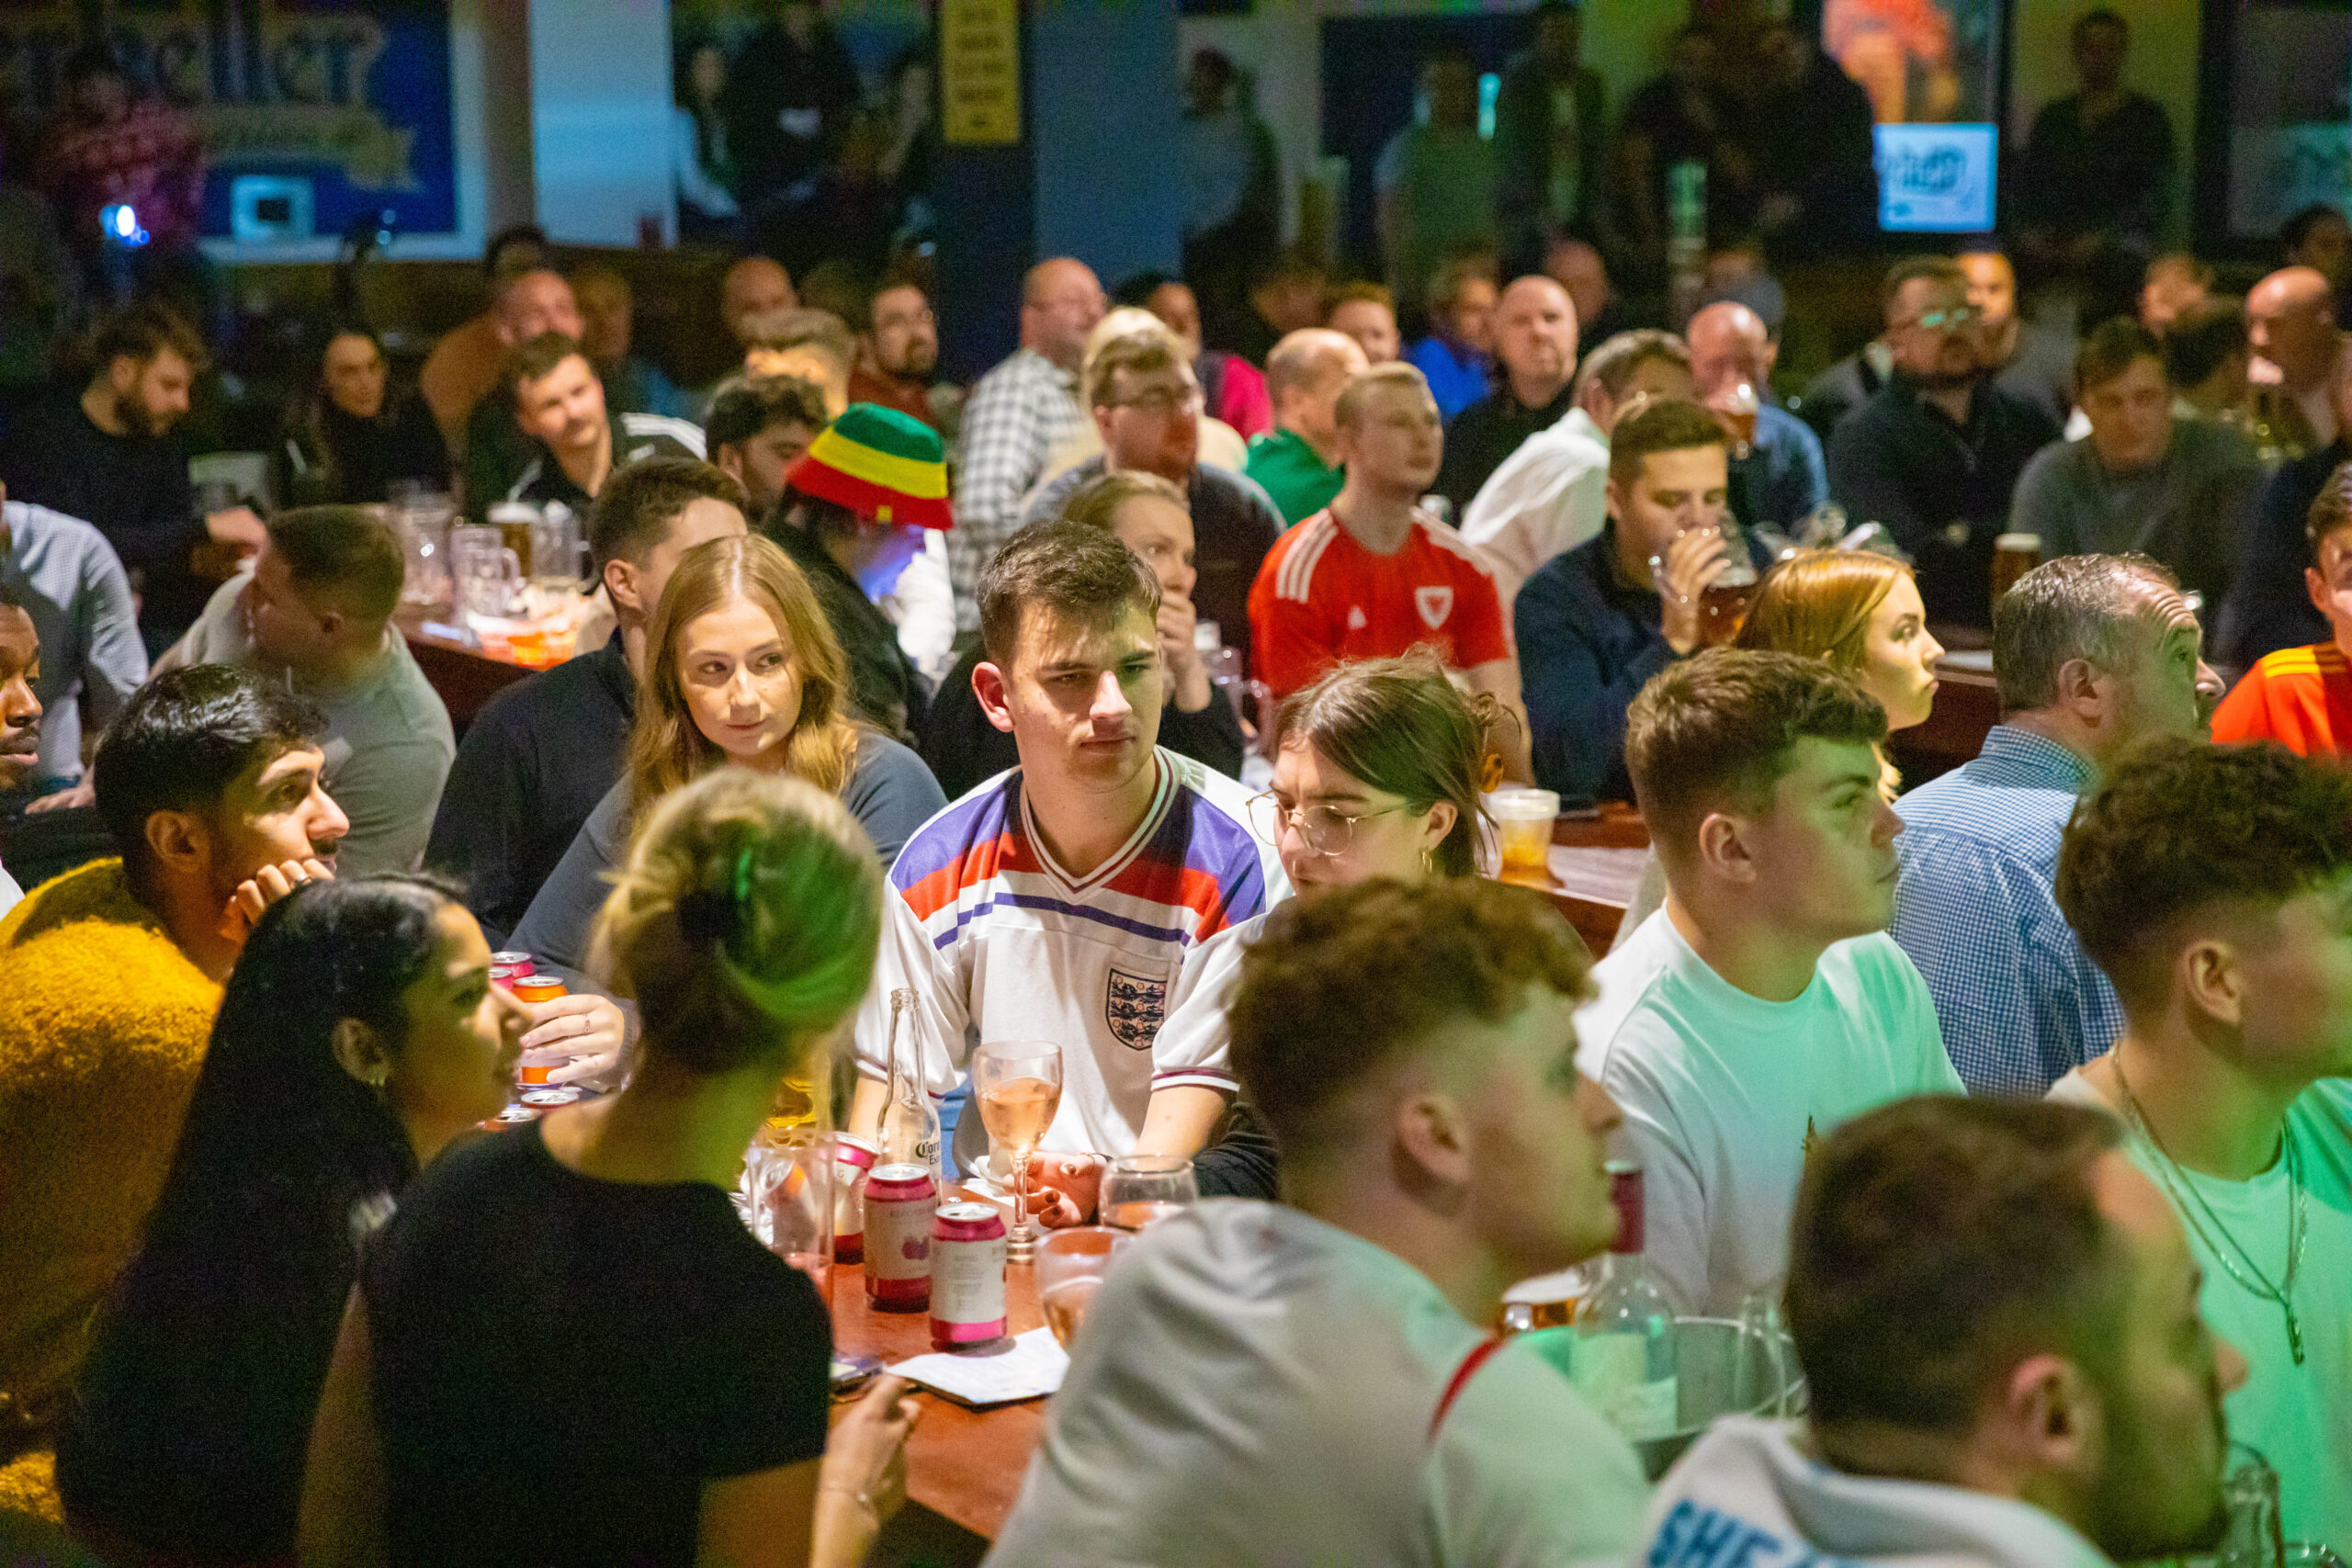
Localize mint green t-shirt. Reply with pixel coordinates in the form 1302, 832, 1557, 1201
1243, 428, 1343, 528
1578, 911, 1964, 1316
2050, 1073, 2352, 1554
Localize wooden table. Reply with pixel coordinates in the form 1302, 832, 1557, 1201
397, 607, 538, 728
827, 1196, 1048, 1549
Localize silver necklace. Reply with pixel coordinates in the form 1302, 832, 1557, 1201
2111, 1055, 2307, 1366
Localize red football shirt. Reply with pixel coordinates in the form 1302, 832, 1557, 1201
2211, 641, 2352, 759
1247, 508, 1511, 697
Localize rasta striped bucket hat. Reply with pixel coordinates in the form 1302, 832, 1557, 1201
783, 402, 954, 529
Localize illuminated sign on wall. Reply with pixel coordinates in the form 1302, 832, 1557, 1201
1874, 122, 1996, 232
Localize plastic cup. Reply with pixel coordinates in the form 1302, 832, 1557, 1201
1487, 788, 1560, 875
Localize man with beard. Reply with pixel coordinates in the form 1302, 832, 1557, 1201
2, 304, 266, 648
849, 278, 954, 434
1827, 257, 2063, 628
0, 586, 43, 911
1643, 1095, 2245, 1568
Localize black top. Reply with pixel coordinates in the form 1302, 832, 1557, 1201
278, 394, 451, 508
1193, 1100, 1281, 1201
920, 641, 1248, 802
2016, 91, 2175, 249
1517, 526, 1755, 804
57, 1186, 387, 1562
1825, 377, 2062, 627
2217, 438, 2347, 673
364, 1123, 831, 1568
425, 630, 635, 947
1, 390, 207, 636
1433, 382, 1577, 520
766, 516, 929, 742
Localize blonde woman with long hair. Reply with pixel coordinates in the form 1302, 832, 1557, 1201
301, 771, 920, 1568
512, 533, 944, 973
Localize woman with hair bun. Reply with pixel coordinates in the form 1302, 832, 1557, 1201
300, 770, 920, 1568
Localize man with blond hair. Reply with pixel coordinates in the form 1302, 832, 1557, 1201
1249, 363, 1528, 779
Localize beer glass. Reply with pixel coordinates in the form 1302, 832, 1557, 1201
1991, 533, 2041, 601
974, 1039, 1063, 1260
1699, 565, 1758, 648
1101, 1154, 1197, 1233
1037, 1226, 1129, 1349
1487, 787, 1560, 878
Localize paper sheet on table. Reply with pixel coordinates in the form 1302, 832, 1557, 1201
889, 1326, 1069, 1407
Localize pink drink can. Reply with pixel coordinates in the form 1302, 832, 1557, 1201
832, 1135, 878, 1265
864, 1163, 936, 1311
929, 1202, 1008, 1349
490, 953, 531, 988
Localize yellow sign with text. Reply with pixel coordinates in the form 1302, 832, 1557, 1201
941, 0, 1021, 147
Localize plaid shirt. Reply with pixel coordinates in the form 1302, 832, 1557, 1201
950, 347, 1085, 628
1889, 726, 2124, 1097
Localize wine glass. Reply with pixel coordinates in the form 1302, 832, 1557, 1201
1036, 1226, 1128, 1349
1101, 1153, 1197, 1232
972, 1039, 1063, 1261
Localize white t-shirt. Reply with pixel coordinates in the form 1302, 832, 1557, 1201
987, 1200, 1649, 1568
1578, 909, 1964, 1315
2050, 1072, 2352, 1553
855, 749, 1287, 1156
1141, 910, 1263, 1097
1458, 404, 1610, 623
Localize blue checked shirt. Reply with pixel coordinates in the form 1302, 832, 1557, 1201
1890, 726, 2124, 1097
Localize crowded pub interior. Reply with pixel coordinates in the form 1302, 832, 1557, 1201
2, 0, 2350, 1562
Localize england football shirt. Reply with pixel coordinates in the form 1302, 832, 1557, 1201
856, 748, 1287, 1156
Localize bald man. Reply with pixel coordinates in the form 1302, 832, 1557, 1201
949, 257, 1107, 624
2219, 337, 2352, 671
1685, 300, 1826, 533
2248, 265, 2343, 457
1956, 248, 2077, 428
1245, 329, 1370, 525
1431, 276, 1579, 517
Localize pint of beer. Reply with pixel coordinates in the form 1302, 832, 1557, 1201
1700, 566, 1758, 648
1992, 533, 2041, 601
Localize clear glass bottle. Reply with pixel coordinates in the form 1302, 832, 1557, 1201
1571, 1162, 1681, 1441
877, 987, 942, 1184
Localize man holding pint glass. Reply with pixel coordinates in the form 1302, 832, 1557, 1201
1517, 397, 1769, 804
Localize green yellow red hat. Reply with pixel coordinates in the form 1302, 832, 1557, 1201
784, 403, 953, 529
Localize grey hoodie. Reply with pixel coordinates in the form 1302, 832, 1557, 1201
1636, 1416, 2115, 1568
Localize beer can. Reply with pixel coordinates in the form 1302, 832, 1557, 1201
864, 1163, 936, 1311
490, 953, 532, 988
513, 973, 566, 1005
930, 1202, 1008, 1349
833, 1134, 878, 1265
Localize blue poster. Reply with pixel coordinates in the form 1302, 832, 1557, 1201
0, 0, 458, 242
1874, 122, 1996, 232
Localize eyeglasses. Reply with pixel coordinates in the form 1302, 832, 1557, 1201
1113, 386, 1205, 417
1248, 792, 1406, 857
1899, 305, 1979, 334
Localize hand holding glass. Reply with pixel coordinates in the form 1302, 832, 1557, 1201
1102, 1153, 1198, 1232
973, 1039, 1063, 1260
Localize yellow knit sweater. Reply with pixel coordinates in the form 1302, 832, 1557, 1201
0, 859, 220, 1525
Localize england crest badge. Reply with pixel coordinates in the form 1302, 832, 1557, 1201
1106, 966, 1169, 1050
